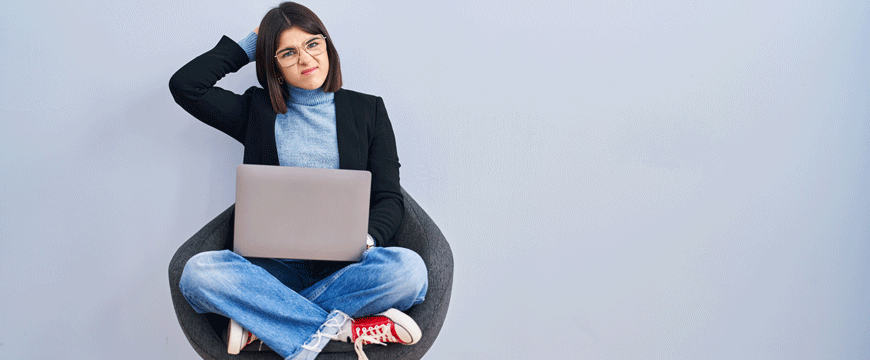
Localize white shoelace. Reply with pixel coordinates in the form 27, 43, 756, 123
352, 324, 394, 360
300, 313, 349, 353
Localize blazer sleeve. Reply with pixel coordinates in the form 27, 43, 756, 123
367, 96, 404, 247
168, 35, 253, 143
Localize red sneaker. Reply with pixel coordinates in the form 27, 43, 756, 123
340, 308, 422, 346
227, 318, 258, 354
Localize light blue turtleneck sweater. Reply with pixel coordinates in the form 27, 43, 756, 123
236, 32, 339, 170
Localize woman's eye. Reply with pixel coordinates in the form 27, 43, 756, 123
308, 42, 320, 49
282, 50, 296, 58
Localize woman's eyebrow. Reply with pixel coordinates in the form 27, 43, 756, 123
276, 46, 295, 54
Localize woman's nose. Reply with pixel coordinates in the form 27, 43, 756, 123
298, 50, 315, 65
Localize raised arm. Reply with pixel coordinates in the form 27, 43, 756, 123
168, 34, 256, 143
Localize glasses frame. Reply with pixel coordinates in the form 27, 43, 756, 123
273, 35, 328, 68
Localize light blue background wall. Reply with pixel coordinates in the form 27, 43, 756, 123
1, 1, 868, 359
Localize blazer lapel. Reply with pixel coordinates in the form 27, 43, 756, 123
334, 89, 361, 170
248, 88, 280, 166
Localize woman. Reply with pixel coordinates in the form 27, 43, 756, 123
168, 2, 428, 360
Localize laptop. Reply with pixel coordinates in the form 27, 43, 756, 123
233, 164, 371, 261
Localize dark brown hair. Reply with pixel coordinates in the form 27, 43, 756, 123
255, 2, 342, 114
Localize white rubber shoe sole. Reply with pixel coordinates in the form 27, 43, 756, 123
378, 308, 422, 345
227, 318, 256, 354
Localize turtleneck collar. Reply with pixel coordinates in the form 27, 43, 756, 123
285, 84, 334, 106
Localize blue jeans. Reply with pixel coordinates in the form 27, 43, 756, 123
179, 247, 428, 360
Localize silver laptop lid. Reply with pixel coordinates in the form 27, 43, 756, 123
233, 164, 371, 261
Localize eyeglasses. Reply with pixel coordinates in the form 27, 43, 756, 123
274, 35, 327, 67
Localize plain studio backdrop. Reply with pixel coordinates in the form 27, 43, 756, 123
1, 1, 868, 359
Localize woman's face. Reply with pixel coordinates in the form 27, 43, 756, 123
275, 27, 330, 90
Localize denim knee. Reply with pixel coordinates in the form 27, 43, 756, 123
179, 250, 231, 299
373, 247, 428, 304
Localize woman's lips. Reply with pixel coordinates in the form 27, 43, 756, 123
302, 67, 318, 75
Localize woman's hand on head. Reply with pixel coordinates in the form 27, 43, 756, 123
254, 27, 259, 35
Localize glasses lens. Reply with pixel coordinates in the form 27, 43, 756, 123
306, 38, 325, 57
277, 52, 297, 67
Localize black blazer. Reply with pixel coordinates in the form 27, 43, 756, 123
169, 35, 403, 247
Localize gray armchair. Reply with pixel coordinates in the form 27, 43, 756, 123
168, 188, 453, 359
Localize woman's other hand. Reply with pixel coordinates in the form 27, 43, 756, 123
254, 27, 259, 35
